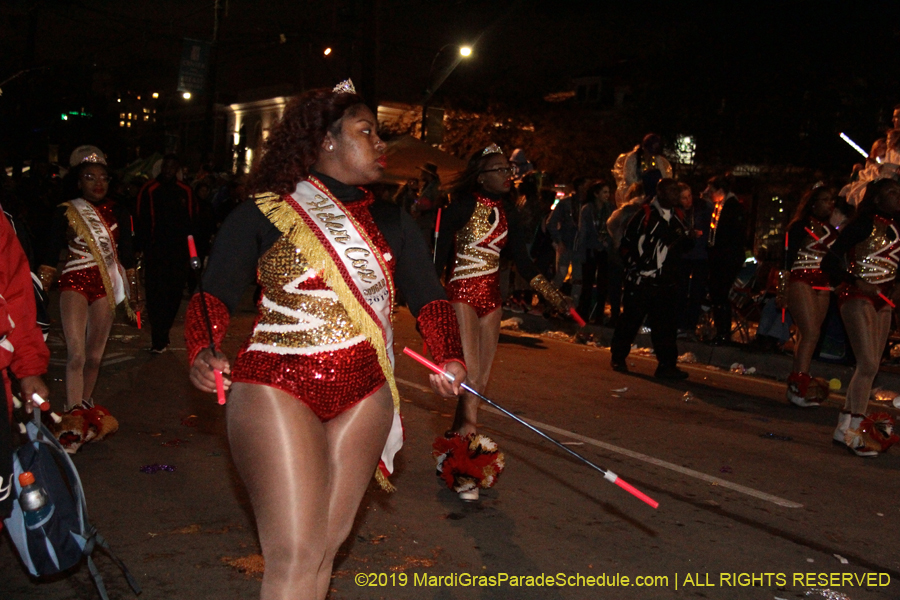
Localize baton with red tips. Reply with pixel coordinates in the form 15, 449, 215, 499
187, 235, 227, 405
432, 208, 442, 264
403, 347, 658, 509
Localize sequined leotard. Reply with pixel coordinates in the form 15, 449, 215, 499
436, 192, 540, 318
185, 174, 463, 421
787, 217, 837, 288
45, 201, 134, 303
823, 212, 900, 311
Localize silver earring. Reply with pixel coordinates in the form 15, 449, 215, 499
327, 144, 334, 151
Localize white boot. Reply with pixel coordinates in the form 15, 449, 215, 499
833, 411, 851, 444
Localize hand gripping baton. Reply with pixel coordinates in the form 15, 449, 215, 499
403, 347, 658, 509
188, 235, 227, 405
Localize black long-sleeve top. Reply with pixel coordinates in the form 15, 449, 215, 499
201, 171, 449, 316
42, 201, 135, 270
434, 191, 539, 283
821, 212, 897, 287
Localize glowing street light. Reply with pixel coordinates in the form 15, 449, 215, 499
182, 91, 192, 100
152, 92, 159, 99
421, 44, 473, 141
323, 47, 332, 56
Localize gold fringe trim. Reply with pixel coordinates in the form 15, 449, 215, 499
374, 469, 396, 493
63, 203, 135, 319
254, 191, 400, 416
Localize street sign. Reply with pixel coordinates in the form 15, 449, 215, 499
177, 38, 211, 95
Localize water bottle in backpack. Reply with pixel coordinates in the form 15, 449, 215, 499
18, 471, 55, 528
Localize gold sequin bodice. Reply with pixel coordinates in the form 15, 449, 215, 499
849, 216, 900, 285
449, 196, 508, 282
247, 237, 364, 354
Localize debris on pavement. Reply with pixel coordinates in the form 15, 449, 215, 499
612, 387, 628, 393
140, 464, 176, 474
832, 554, 849, 565
678, 352, 698, 364
500, 317, 522, 330
759, 432, 793, 441
682, 391, 694, 402
719, 466, 733, 474
222, 554, 265, 579
806, 588, 852, 600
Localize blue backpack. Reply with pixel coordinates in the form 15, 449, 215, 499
3, 411, 140, 600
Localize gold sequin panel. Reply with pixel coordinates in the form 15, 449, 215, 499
449, 201, 507, 282
248, 237, 363, 352
850, 218, 900, 285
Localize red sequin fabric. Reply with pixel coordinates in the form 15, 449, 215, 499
445, 193, 508, 317
416, 300, 464, 367
185, 292, 230, 365
58, 266, 106, 303
232, 190, 399, 421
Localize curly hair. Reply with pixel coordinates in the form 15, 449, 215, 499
448, 147, 504, 197
248, 88, 366, 195
789, 184, 834, 228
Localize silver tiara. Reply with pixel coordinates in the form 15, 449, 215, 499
332, 79, 356, 94
481, 143, 503, 156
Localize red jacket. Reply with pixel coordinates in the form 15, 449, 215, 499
0, 211, 49, 391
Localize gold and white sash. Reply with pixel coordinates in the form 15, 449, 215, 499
256, 177, 403, 487
63, 199, 130, 315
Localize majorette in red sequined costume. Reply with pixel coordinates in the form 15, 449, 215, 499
185, 179, 464, 421
822, 180, 900, 457
58, 201, 121, 303
445, 192, 508, 317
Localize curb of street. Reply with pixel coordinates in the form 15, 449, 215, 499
501, 309, 900, 416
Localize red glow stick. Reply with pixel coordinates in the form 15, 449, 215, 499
879, 292, 895, 308
214, 369, 226, 405
804, 227, 820, 241
812, 286, 831, 291
570, 307, 587, 327
187, 235, 198, 259
434, 208, 442, 235
136, 310, 142, 329
781, 307, 785, 323
402, 347, 659, 509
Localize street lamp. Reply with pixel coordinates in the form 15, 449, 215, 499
421, 44, 473, 142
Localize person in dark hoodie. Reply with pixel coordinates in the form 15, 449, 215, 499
610, 178, 694, 379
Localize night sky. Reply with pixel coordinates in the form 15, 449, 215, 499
3, 1, 900, 170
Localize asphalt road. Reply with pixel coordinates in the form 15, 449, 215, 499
2, 303, 899, 600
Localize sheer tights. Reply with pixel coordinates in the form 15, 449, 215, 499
227, 382, 393, 600
450, 303, 502, 437
60, 290, 115, 410
787, 282, 830, 374
840, 298, 892, 415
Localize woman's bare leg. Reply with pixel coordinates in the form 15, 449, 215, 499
60, 291, 89, 410
450, 304, 502, 436
81, 298, 115, 401
787, 282, 830, 374
840, 299, 893, 415
227, 382, 392, 600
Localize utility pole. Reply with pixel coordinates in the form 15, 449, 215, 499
203, 0, 225, 164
